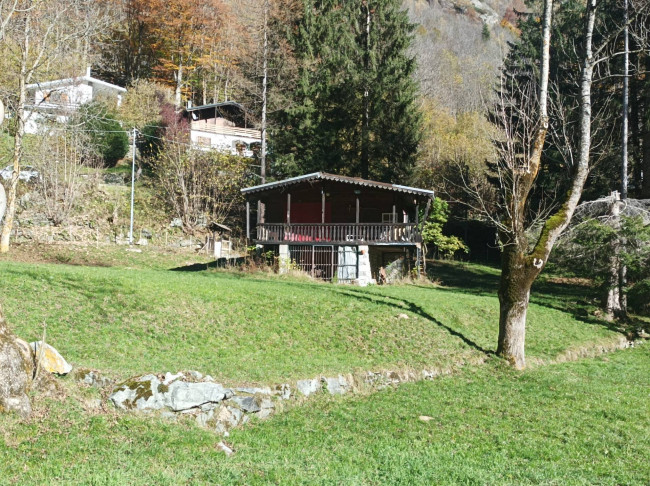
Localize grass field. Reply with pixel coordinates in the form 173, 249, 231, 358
0, 247, 624, 383
0, 246, 646, 484
1, 345, 647, 485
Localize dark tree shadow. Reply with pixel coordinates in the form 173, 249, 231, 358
426, 261, 624, 334
331, 286, 494, 356
170, 257, 246, 272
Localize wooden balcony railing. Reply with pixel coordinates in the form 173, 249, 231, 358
256, 223, 421, 244
191, 121, 261, 139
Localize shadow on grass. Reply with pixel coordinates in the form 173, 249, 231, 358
332, 286, 494, 356
170, 257, 246, 272
428, 261, 624, 335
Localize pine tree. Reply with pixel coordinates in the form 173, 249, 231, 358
272, 0, 421, 183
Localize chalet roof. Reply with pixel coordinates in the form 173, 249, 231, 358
186, 101, 246, 113
208, 222, 232, 232
241, 172, 435, 198
186, 101, 250, 127
26, 75, 126, 93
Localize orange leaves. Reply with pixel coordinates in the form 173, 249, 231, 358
141, 0, 228, 89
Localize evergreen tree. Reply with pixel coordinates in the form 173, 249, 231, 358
271, 0, 421, 183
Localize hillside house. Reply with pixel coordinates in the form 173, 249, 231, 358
242, 172, 435, 285
187, 102, 261, 157
25, 68, 126, 134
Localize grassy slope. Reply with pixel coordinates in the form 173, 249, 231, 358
0, 255, 622, 383
1, 345, 647, 485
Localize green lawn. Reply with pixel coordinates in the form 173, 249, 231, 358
1, 345, 647, 485
0, 251, 645, 484
0, 255, 623, 383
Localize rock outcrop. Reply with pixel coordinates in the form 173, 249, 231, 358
109, 371, 285, 435
0, 307, 31, 417
108, 365, 462, 436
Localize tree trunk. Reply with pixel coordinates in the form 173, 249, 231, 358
495, 0, 553, 368
175, 63, 184, 108
604, 192, 622, 317
0, 184, 6, 223
642, 55, 650, 198
497, 246, 538, 369
621, 0, 629, 199
0, 14, 28, 254
260, 0, 268, 184
361, 3, 371, 180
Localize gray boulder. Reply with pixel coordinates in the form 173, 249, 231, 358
109, 374, 167, 411
164, 381, 232, 412
0, 320, 31, 417
296, 378, 320, 397
230, 396, 261, 413
109, 374, 234, 412
216, 405, 243, 428
323, 375, 350, 395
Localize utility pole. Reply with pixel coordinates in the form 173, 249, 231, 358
129, 127, 137, 245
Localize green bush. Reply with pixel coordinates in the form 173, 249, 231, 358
137, 123, 164, 161
73, 102, 129, 167
628, 279, 650, 315
421, 198, 468, 259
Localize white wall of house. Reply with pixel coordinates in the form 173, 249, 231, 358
190, 129, 260, 158
33, 83, 93, 109
24, 110, 70, 135
25, 74, 125, 135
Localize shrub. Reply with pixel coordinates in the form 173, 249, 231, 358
72, 102, 129, 167
628, 279, 650, 316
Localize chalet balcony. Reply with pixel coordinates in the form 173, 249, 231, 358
191, 121, 261, 139
256, 223, 421, 245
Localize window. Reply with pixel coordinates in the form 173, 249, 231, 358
43, 90, 69, 105
382, 213, 395, 223
197, 136, 211, 147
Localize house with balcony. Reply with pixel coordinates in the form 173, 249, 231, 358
187, 102, 261, 158
25, 67, 126, 134
241, 172, 434, 285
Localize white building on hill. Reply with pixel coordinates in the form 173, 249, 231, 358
187, 102, 261, 158
25, 67, 126, 134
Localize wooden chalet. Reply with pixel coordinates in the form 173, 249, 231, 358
241, 172, 434, 285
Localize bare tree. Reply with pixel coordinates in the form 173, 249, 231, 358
478, 0, 650, 367
0, 0, 112, 253
34, 129, 96, 225
452, 0, 604, 369
153, 143, 249, 234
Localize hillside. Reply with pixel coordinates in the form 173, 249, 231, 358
407, 0, 520, 113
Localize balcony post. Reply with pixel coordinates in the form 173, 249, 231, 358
246, 200, 250, 240
356, 197, 360, 225
321, 189, 326, 223
286, 193, 291, 225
